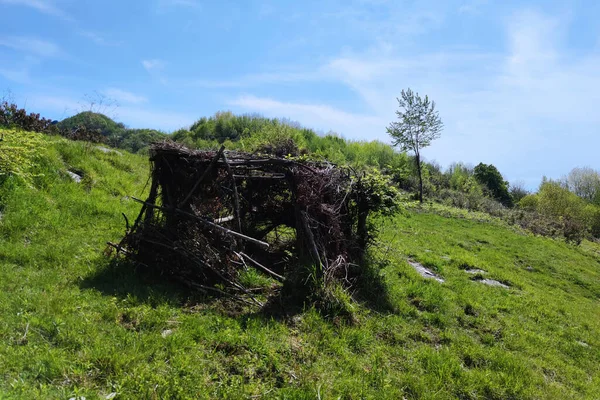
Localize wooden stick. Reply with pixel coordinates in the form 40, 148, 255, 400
214, 215, 234, 223
144, 174, 159, 225
107, 241, 131, 255
300, 211, 324, 275
222, 151, 243, 234
238, 252, 285, 282
121, 212, 130, 232
130, 197, 270, 249
177, 145, 225, 208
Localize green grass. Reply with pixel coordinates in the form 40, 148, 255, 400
1, 129, 600, 399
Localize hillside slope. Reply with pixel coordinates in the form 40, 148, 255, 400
1, 130, 599, 399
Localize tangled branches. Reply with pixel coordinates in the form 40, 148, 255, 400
113, 142, 399, 308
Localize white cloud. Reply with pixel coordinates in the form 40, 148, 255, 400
142, 59, 166, 72
102, 88, 148, 105
24, 93, 194, 131
0, 36, 62, 58
188, 71, 321, 89
223, 9, 600, 188
230, 95, 384, 138
79, 31, 123, 47
0, 67, 31, 84
0, 0, 73, 20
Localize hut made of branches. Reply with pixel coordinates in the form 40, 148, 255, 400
116, 142, 378, 301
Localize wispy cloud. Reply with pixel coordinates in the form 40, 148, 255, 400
223, 8, 600, 187
458, 0, 489, 15
142, 59, 166, 72
0, 67, 31, 84
188, 71, 321, 89
0, 36, 62, 58
24, 93, 194, 131
156, 0, 200, 9
79, 31, 123, 47
230, 95, 383, 136
102, 88, 148, 104
0, 0, 73, 21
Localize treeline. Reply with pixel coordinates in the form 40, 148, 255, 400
0, 101, 170, 153
3, 104, 599, 243
57, 111, 168, 153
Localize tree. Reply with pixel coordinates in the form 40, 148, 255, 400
509, 180, 529, 203
564, 167, 600, 205
387, 88, 443, 203
473, 163, 513, 207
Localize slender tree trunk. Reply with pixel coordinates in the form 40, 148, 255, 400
416, 153, 423, 203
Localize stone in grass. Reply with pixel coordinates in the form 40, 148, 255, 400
471, 276, 510, 289
407, 259, 444, 283
97, 146, 123, 156
66, 170, 82, 183
464, 268, 487, 274
161, 329, 173, 338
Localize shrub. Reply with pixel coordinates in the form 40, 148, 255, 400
0, 101, 59, 134
518, 194, 539, 211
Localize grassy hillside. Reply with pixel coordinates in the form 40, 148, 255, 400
1, 129, 600, 399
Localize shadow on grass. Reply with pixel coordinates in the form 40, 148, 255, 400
350, 255, 398, 314
80, 257, 209, 308
81, 253, 397, 322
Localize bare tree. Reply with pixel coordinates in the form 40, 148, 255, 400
565, 167, 600, 204
387, 88, 443, 203
79, 91, 119, 118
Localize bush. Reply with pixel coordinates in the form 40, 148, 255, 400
0, 129, 48, 185
518, 194, 539, 211
1, 101, 59, 134
58, 111, 124, 137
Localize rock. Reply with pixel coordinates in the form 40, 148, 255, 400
161, 329, 173, 338
97, 146, 123, 156
474, 278, 509, 289
407, 259, 444, 283
464, 268, 487, 274
66, 170, 82, 183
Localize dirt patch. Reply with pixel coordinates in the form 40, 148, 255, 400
407, 260, 444, 283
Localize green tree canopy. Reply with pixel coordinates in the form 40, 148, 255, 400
58, 112, 125, 137
473, 163, 513, 207
387, 88, 443, 202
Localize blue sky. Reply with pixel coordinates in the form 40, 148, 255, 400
1, 0, 599, 188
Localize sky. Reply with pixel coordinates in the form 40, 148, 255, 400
1, 0, 599, 188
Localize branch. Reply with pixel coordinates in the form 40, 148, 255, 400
178, 145, 225, 208
131, 197, 270, 249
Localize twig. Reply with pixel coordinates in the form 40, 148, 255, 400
300, 211, 324, 276
178, 145, 225, 208
107, 241, 131, 255
214, 215, 234, 223
238, 252, 285, 282
144, 172, 159, 225
18, 322, 29, 344
131, 197, 270, 249
222, 151, 243, 234
121, 212, 130, 232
